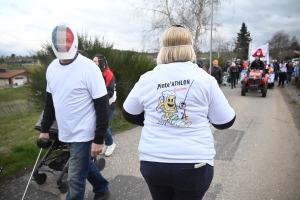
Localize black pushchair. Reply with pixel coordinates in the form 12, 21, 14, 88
32, 111, 106, 193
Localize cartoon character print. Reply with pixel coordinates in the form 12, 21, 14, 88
156, 90, 179, 125
156, 90, 192, 127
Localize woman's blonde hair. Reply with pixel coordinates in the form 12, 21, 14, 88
157, 26, 196, 65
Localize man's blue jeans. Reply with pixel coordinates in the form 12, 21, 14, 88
231, 75, 236, 88
105, 109, 115, 146
66, 141, 108, 200
286, 73, 292, 83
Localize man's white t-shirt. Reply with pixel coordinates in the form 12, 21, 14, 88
123, 62, 235, 166
46, 54, 107, 143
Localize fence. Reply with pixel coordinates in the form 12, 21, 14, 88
0, 99, 34, 119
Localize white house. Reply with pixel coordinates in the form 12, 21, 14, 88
0, 68, 28, 87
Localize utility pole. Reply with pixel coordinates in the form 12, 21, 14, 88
297, 51, 300, 88
209, 0, 213, 75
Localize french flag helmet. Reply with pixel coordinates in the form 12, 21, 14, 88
51, 23, 78, 60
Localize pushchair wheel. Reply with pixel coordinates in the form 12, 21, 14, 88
34, 173, 47, 185
95, 158, 106, 171
58, 181, 69, 193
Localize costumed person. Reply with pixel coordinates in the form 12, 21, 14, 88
93, 54, 117, 157
208, 60, 222, 85
122, 25, 235, 200
39, 23, 110, 200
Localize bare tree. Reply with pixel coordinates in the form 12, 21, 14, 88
134, 0, 227, 54
267, 30, 290, 59
212, 30, 231, 58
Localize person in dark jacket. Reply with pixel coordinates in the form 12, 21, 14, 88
273, 59, 280, 81
93, 54, 117, 157
208, 60, 222, 84
229, 62, 238, 89
223, 61, 230, 73
235, 59, 242, 84
197, 60, 207, 71
250, 56, 265, 70
286, 61, 294, 85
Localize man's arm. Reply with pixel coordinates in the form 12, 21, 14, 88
39, 92, 55, 139
93, 95, 110, 144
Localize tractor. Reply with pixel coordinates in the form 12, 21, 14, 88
241, 69, 268, 97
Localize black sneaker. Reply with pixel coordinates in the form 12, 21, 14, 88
94, 189, 110, 200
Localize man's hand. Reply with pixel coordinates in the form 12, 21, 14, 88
91, 143, 103, 157
39, 133, 49, 139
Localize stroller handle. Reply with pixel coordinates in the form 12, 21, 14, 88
37, 138, 52, 149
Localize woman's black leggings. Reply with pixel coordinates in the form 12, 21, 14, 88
278, 72, 286, 86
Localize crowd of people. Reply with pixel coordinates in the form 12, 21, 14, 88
197, 58, 248, 88
197, 56, 299, 89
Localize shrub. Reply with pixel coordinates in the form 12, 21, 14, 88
28, 33, 155, 109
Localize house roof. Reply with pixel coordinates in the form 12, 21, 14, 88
0, 70, 26, 79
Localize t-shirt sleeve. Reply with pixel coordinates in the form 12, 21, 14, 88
123, 80, 144, 115
46, 67, 51, 93
208, 80, 235, 124
46, 82, 51, 93
87, 65, 107, 99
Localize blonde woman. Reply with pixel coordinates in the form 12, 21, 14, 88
122, 25, 235, 200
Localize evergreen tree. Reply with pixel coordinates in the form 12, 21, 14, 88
234, 22, 252, 60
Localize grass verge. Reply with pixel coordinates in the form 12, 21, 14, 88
0, 109, 134, 180
0, 86, 30, 102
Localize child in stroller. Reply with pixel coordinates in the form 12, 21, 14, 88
33, 111, 105, 193
222, 72, 228, 86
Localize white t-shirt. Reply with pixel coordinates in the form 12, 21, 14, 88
46, 54, 107, 143
123, 61, 235, 166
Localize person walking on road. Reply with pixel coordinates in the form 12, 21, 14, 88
235, 59, 242, 84
208, 59, 222, 85
230, 62, 238, 89
273, 59, 280, 81
92, 54, 117, 157
39, 23, 110, 200
223, 61, 230, 73
278, 60, 287, 88
122, 25, 236, 200
286, 61, 294, 85
294, 62, 299, 84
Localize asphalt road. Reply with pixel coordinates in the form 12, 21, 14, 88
1, 84, 300, 200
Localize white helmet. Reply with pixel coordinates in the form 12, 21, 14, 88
51, 23, 78, 60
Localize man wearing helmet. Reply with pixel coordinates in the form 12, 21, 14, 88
39, 23, 110, 200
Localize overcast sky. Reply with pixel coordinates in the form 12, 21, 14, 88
0, 0, 299, 56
